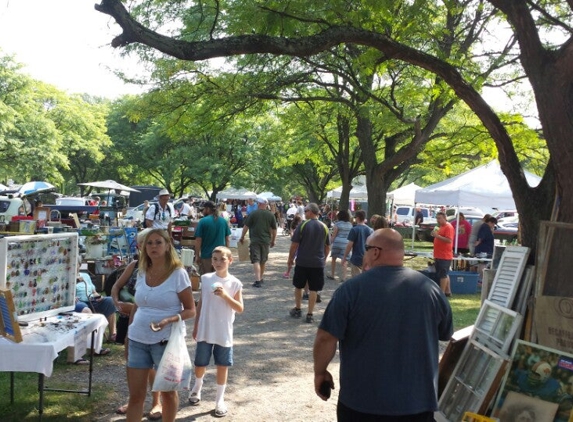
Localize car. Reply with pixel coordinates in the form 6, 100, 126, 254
125, 202, 146, 222
0, 196, 26, 222
492, 210, 518, 220
445, 207, 485, 220
494, 216, 519, 243
394, 206, 435, 225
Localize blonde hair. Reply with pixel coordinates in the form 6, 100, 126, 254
138, 228, 182, 274
212, 246, 233, 260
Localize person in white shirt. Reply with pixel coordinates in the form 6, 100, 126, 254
179, 198, 193, 219
188, 246, 244, 418
145, 189, 174, 236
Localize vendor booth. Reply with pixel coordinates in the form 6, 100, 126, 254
0, 233, 108, 419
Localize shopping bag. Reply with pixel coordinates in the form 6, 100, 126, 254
152, 315, 193, 391
237, 238, 250, 261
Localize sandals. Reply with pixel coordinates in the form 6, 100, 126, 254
147, 408, 162, 420
106, 333, 117, 343
214, 406, 228, 418
188, 392, 201, 405
94, 347, 111, 356
70, 358, 89, 365
115, 404, 128, 415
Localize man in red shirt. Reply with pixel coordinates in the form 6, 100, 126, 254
432, 212, 454, 296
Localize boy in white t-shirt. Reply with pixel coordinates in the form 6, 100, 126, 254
188, 246, 244, 417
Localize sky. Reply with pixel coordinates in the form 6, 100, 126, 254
0, 0, 539, 125
0, 0, 143, 98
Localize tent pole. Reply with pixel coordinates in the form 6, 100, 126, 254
411, 203, 416, 250
454, 208, 460, 255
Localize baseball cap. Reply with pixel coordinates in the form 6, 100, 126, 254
256, 197, 269, 204
158, 188, 170, 196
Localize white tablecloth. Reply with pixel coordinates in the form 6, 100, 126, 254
0, 313, 107, 377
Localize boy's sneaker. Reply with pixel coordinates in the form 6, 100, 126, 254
252, 280, 262, 288
302, 292, 309, 300
306, 314, 315, 323
188, 392, 201, 405
289, 307, 302, 318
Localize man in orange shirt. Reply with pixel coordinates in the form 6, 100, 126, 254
432, 212, 454, 296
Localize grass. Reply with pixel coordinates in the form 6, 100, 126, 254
449, 293, 481, 331
0, 344, 123, 421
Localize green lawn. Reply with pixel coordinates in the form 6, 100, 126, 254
0, 345, 123, 421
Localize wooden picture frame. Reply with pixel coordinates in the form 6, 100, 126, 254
34, 206, 51, 228
492, 339, 573, 422
0, 289, 22, 343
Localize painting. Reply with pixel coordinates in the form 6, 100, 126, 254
493, 340, 573, 422
498, 391, 558, 422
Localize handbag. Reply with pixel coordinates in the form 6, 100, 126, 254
151, 314, 193, 392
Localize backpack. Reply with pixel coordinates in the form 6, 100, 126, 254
152, 203, 172, 220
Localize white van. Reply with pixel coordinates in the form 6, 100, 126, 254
0, 196, 25, 222
394, 206, 435, 225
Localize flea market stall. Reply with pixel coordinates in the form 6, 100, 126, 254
0, 233, 108, 420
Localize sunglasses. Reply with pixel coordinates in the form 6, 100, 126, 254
364, 245, 382, 252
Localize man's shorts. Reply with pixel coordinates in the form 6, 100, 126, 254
194, 341, 233, 367
127, 338, 168, 369
293, 266, 325, 292
434, 259, 452, 279
250, 242, 270, 264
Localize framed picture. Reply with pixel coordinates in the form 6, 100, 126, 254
34, 206, 51, 228
493, 340, 573, 422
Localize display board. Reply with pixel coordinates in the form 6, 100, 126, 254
0, 233, 79, 322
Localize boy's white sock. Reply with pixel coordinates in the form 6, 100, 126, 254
215, 384, 227, 408
191, 376, 204, 396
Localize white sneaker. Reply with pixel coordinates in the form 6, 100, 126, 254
188, 391, 201, 405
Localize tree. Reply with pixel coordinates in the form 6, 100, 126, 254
95, 0, 565, 250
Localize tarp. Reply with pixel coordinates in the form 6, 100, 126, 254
387, 183, 421, 206
215, 188, 258, 200
414, 160, 542, 209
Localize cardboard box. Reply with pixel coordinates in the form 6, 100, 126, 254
449, 271, 479, 294
180, 238, 195, 247
19, 220, 36, 234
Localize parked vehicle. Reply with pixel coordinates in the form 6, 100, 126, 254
125, 202, 146, 222
0, 196, 25, 222
494, 216, 519, 243
492, 210, 518, 220
394, 206, 435, 225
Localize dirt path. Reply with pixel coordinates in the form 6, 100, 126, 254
94, 233, 342, 421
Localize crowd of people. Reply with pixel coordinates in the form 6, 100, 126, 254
71, 190, 518, 420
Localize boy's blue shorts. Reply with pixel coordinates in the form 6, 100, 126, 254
194, 341, 233, 367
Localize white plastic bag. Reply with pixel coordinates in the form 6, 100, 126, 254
152, 315, 193, 392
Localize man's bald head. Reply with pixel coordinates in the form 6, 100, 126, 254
362, 229, 405, 270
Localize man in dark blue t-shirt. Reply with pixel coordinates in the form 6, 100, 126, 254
342, 210, 373, 277
287, 203, 330, 323
314, 228, 453, 421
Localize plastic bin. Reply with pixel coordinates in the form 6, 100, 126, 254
449, 271, 479, 294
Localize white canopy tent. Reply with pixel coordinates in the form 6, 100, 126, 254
215, 188, 258, 200
326, 184, 368, 200
413, 160, 542, 251
258, 191, 282, 202
414, 160, 541, 209
387, 183, 422, 206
